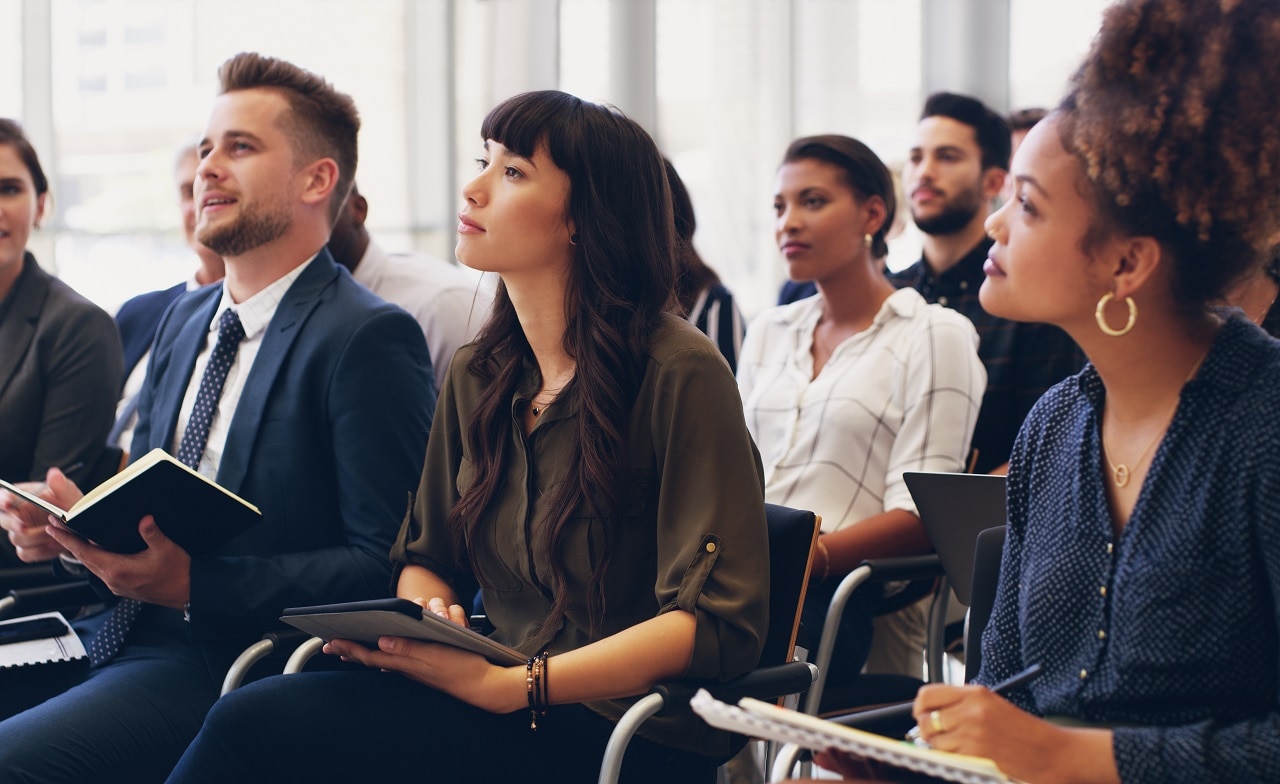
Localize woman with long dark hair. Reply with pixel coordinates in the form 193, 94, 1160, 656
166, 91, 769, 784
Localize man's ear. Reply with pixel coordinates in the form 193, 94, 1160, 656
299, 158, 339, 208
981, 167, 1006, 201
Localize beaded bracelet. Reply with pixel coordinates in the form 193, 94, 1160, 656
526, 651, 550, 730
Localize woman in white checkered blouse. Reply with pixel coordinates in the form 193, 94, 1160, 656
738, 134, 985, 685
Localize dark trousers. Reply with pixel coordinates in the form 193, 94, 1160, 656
166, 669, 718, 784
0, 609, 219, 784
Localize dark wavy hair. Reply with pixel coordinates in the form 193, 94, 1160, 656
448, 91, 676, 646
1061, 0, 1280, 306
782, 134, 897, 260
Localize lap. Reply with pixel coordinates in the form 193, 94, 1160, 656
0, 616, 218, 784
170, 669, 714, 784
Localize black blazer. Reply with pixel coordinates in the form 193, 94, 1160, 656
0, 254, 123, 486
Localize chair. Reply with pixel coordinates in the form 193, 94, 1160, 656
596, 502, 821, 784
802, 556, 949, 716
771, 524, 1008, 780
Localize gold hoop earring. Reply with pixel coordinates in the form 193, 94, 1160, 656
1095, 292, 1137, 337
863, 233, 873, 249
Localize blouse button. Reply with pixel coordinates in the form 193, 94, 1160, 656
1106, 542, 1114, 554
1079, 669, 1088, 680
959, 280, 969, 290
705, 542, 717, 553
1099, 586, 1107, 597
938, 296, 949, 306
1097, 629, 1107, 640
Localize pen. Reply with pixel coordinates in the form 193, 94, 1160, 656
905, 663, 1042, 746
62, 462, 85, 476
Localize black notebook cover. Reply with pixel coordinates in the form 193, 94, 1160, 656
1, 448, 260, 555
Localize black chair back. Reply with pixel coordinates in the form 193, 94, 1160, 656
760, 503, 820, 668
964, 525, 1007, 682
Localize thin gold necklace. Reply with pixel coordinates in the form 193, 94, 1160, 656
1102, 350, 1208, 488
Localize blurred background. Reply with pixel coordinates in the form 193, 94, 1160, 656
2, 0, 1110, 318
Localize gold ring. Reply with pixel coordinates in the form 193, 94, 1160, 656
929, 709, 945, 733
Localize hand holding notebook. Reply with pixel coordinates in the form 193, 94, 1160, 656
0, 449, 260, 555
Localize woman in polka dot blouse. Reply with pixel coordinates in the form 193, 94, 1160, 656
897, 1, 1280, 782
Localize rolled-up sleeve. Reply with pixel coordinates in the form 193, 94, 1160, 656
647, 344, 770, 682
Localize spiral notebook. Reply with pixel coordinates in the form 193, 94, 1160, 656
690, 689, 1025, 784
0, 612, 87, 668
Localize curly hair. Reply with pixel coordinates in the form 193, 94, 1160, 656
1062, 0, 1280, 305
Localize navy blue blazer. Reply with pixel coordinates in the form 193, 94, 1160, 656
115, 281, 186, 383
128, 250, 436, 670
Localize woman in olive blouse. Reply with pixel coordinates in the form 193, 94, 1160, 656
168, 91, 770, 784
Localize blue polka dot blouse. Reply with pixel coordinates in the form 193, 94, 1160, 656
975, 314, 1280, 783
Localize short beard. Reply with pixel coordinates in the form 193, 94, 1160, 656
198, 203, 291, 257
912, 183, 985, 236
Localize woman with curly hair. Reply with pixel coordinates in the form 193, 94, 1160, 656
892, 1, 1280, 782
166, 91, 769, 783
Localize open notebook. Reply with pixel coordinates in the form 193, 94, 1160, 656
690, 689, 1026, 784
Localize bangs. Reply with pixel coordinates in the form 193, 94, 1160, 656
480, 90, 583, 161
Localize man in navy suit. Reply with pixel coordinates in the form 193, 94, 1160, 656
0, 52, 435, 782
111, 141, 227, 451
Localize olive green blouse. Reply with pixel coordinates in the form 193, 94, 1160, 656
390, 315, 769, 758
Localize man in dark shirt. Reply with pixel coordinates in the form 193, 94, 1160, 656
891, 93, 1083, 474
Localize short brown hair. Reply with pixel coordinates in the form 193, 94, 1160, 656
217, 52, 360, 224
1062, 0, 1280, 306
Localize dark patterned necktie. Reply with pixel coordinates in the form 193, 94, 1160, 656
89, 309, 245, 667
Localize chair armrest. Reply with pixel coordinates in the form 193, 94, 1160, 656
652, 662, 818, 714
221, 627, 318, 696
855, 555, 944, 584
0, 563, 63, 591
597, 662, 817, 784
0, 581, 98, 620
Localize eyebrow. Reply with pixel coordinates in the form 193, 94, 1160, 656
199, 130, 266, 149
0, 177, 25, 187
483, 139, 540, 170
1015, 174, 1050, 200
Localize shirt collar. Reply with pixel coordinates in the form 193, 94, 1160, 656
915, 237, 993, 289
208, 254, 317, 341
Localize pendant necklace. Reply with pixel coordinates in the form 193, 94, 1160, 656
1102, 349, 1208, 488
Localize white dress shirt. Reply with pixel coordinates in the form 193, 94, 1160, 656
172, 257, 314, 479
351, 240, 495, 391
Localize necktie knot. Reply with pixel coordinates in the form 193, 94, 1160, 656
218, 308, 245, 345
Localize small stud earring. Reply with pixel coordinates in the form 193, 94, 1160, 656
863, 233, 872, 249
570, 233, 580, 246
